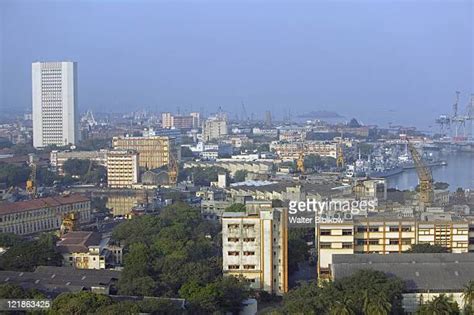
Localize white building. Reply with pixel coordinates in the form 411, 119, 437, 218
222, 204, 288, 295
32, 61, 79, 148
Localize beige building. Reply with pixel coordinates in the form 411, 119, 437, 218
270, 141, 341, 161
107, 150, 139, 188
203, 116, 228, 142
317, 215, 470, 279
57, 231, 123, 269
50, 150, 108, 174
0, 195, 91, 235
222, 204, 288, 295
112, 135, 177, 170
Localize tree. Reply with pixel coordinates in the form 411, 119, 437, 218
181, 146, 194, 158
62, 158, 90, 177
362, 290, 392, 315
179, 276, 249, 314
463, 281, 474, 312
406, 243, 448, 253
416, 294, 460, 315
50, 291, 113, 315
225, 203, 246, 212
233, 170, 248, 182
0, 233, 62, 271
288, 229, 310, 275
0, 233, 24, 247
0, 162, 30, 187
0, 283, 43, 299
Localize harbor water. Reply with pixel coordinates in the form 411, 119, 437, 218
387, 152, 474, 191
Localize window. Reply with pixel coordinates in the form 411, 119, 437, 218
320, 229, 331, 236
228, 251, 239, 256
227, 237, 239, 242
228, 265, 240, 270
368, 239, 379, 245
401, 226, 411, 232
243, 238, 255, 242
389, 226, 399, 232
342, 242, 352, 249
389, 239, 399, 245
342, 229, 352, 236
368, 227, 379, 232
357, 226, 366, 233
243, 265, 256, 270
401, 239, 412, 245
228, 224, 239, 229
243, 224, 254, 229
243, 251, 255, 256
356, 239, 367, 246
320, 242, 331, 249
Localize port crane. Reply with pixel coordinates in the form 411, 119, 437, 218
168, 150, 179, 185
26, 162, 37, 198
435, 92, 474, 139
407, 140, 434, 208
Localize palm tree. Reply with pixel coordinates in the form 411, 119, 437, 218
329, 297, 355, 315
362, 290, 392, 315
416, 294, 460, 315
464, 281, 474, 307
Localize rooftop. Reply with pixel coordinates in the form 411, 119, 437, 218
57, 231, 102, 253
0, 194, 90, 215
332, 253, 474, 292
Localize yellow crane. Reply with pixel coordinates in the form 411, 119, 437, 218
296, 151, 305, 174
336, 133, 345, 168
407, 140, 434, 208
26, 162, 37, 198
168, 150, 178, 185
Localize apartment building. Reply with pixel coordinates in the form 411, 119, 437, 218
202, 116, 228, 142
162, 112, 199, 129
50, 150, 107, 174
222, 205, 288, 295
106, 150, 139, 188
112, 135, 177, 170
0, 194, 91, 235
316, 215, 470, 279
270, 141, 341, 161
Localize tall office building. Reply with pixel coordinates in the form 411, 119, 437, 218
32, 61, 78, 148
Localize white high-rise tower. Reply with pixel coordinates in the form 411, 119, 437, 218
32, 61, 78, 148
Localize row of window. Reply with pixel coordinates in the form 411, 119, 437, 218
227, 237, 256, 242
228, 265, 256, 270
227, 251, 255, 256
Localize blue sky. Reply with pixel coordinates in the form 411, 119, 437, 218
0, 0, 472, 129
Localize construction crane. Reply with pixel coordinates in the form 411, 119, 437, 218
296, 150, 305, 174
168, 150, 178, 185
26, 162, 37, 198
60, 212, 78, 235
336, 132, 345, 168
407, 140, 434, 208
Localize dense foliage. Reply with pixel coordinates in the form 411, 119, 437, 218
179, 166, 229, 186
0, 162, 30, 187
62, 158, 106, 184
0, 233, 62, 271
112, 202, 250, 313
406, 243, 448, 253
416, 294, 460, 315
282, 270, 405, 315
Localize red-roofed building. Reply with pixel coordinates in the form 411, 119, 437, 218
0, 194, 91, 235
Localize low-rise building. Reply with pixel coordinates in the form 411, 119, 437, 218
57, 231, 123, 269
270, 140, 341, 160
332, 253, 474, 314
0, 194, 91, 235
50, 150, 108, 174
222, 205, 288, 295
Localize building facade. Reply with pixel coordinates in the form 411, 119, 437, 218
202, 117, 228, 142
112, 136, 177, 170
316, 216, 470, 279
107, 150, 139, 188
222, 205, 288, 295
50, 150, 107, 174
32, 61, 79, 148
0, 195, 91, 235
270, 141, 341, 160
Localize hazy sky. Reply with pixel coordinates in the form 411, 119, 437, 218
0, 0, 472, 129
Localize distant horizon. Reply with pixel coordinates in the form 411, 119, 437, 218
1, 0, 472, 131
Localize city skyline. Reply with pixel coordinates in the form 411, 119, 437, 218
1, 0, 472, 129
